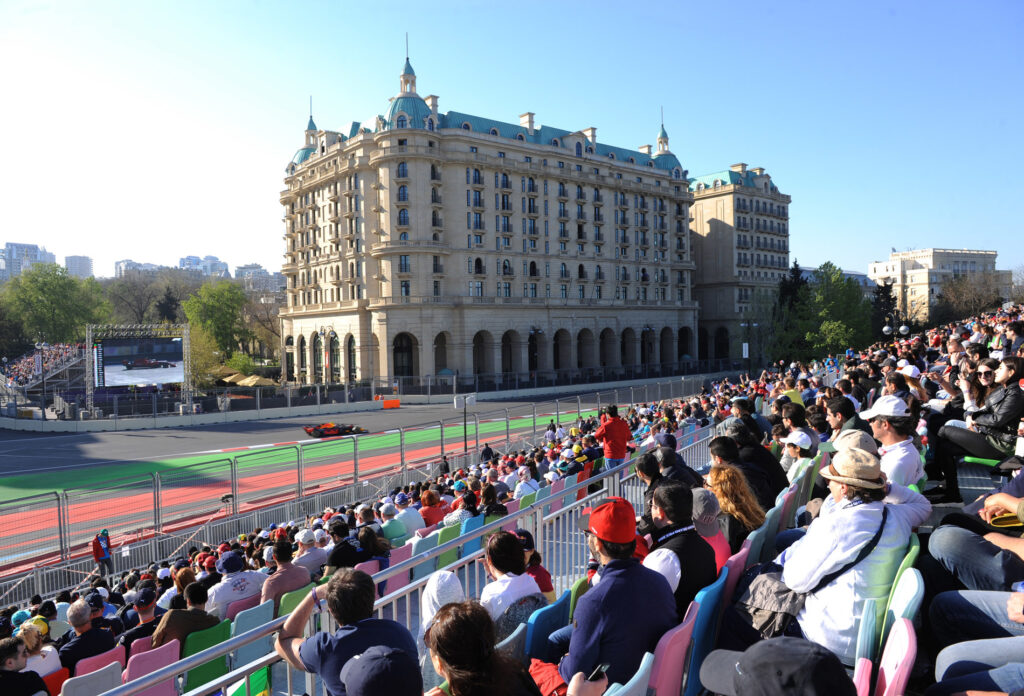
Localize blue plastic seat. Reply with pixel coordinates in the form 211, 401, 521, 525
604, 651, 655, 696
525, 589, 571, 663
411, 530, 440, 581
460, 514, 486, 554
684, 568, 729, 696
231, 599, 274, 668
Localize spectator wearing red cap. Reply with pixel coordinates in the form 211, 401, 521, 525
529, 497, 677, 694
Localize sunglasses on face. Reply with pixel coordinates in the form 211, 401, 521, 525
977, 370, 994, 377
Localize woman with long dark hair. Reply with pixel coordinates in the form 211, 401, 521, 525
929, 357, 1024, 504
425, 600, 542, 696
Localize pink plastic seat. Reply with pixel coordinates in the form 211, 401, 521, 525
74, 643, 126, 676
648, 602, 698, 696
128, 635, 153, 659
383, 543, 413, 597
721, 545, 750, 609
122, 639, 179, 696
874, 618, 916, 696
415, 523, 439, 538
225, 593, 261, 621
852, 657, 872, 696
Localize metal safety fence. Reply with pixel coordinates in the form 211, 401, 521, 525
100, 430, 716, 696
0, 372, 728, 604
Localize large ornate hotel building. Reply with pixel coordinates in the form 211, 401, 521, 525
279, 60, 787, 385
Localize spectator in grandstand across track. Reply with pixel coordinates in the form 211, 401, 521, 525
260, 541, 312, 614
393, 493, 425, 535
57, 599, 115, 675
293, 529, 330, 581
275, 568, 418, 696
648, 481, 719, 619
206, 551, 267, 619
426, 601, 541, 696
529, 497, 677, 692
593, 405, 633, 468
151, 582, 220, 655
515, 529, 555, 603
479, 532, 544, 635
0, 634, 47, 696
480, 442, 494, 462
19, 623, 59, 679
379, 504, 408, 546
706, 463, 767, 554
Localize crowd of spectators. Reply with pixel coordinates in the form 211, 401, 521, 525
1, 343, 83, 388
9, 306, 1024, 694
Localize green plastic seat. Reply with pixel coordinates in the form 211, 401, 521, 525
277, 582, 313, 617
435, 523, 461, 569
183, 619, 231, 691
518, 491, 537, 508
568, 576, 590, 622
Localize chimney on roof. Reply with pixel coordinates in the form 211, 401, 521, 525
752, 167, 765, 176
638, 144, 652, 155
582, 127, 597, 144
519, 112, 535, 135
425, 95, 439, 119
730, 163, 747, 173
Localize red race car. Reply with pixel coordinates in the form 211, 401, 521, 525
122, 358, 177, 369
303, 422, 368, 438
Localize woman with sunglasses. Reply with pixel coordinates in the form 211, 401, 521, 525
928, 357, 1024, 504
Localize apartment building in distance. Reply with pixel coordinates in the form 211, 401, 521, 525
0, 242, 57, 281
868, 248, 1012, 321
688, 163, 791, 362
279, 59, 701, 385
65, 255, 94, 279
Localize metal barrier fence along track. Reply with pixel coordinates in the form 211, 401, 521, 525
0, 372, 730, 604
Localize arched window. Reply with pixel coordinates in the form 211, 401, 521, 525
502, 259, 512, 274
551, 138, 559, 147
396, 115, 407, 129
560, 262, 567, 277
474, 258, 484, 274
397, 184, 408, 202
647, 162, 654, 167
490, 128, 499, 136
673, 168, 681, 179
529, 261, 538, 276
396, 162, 408, 178
426, 119, 434, 131
576, 185, 583, 199
628, 157, 635, 164
575, 142, 583, 157
399, 231, 409, 240
608, 153, 615, 160
398, 209, 409, 226
516, 134, 525, 141
586, 146, 593, 154
462, 122, 472, 130
577, 264, 585, 278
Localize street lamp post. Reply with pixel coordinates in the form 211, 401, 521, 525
34, 338, 48, 420
881, 312, 910, 340
740, 321, 759, 375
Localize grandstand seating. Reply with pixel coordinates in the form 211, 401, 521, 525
459, 514, 486, 554
434, 524, 462, 568
42, 666, 68, 696
684, 568, 729, 696
721, 546, 750, 610
231, 601, 274, 669
382, 542, 413, 597
277, 582, 313, 617
128, 636, 153, 659
74, 644, 125, 677
410, 532, 439, 581
225, 593, 261, 621
182, 619, 231, 691
496, 621, 529, 668
605, 651, 655, 696
122, 639, 179, 696
649, 602, 698, 696
525, 589, 571, 663
870, 618, 917, 696
61, 661, 121, 696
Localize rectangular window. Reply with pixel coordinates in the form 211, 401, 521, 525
470, 146, 478, 153
400, 280, 410, 296
434, 280, 441, 296
560, 285, 568, 298
399, 255, 410, 273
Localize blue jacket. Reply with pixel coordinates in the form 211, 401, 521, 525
559, 558, 677, 685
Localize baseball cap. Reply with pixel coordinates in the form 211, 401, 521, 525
860, 395, 911, 420
84, 593, 105, 610
203, 556, 217, 570
575, 497, 636, 544
216, 550, 245, 574
395, 492, 410, 505
20, 615, 49, 637
263, 546, 275, 562
700, 637, 856, 696
340, 645, 422, 696
516, 466, 531, 479
133, 587, 157, 608
514, 528, 535, 551
217, 543, 231, 553
380, 503, 398, 517
900, 364, 922, 379
453, 480, 467, 492
296, 529, 316, 545
313, 528, 329, 543
781, 431, 812, 450
690, 488, 721, 537
642, 548, 681, 593
156, 567, 172, 580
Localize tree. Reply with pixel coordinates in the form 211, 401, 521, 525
105, 274, 160, 323
1, 264, 108, 342
806, 262, 872, 354
188, 324, 220, 388
870, 281, 897, 337
182, 280, 249, 356
764, 260, 817, 363
226, 353, 255, 376
0, 303, 30, 359
935, 273, 1004, 320
154, 286, 181, 323
241, 292, 283, 360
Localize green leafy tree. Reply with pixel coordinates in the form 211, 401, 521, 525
805, 262, 872, 354
226, 353, 255, 376
0, 303, 30, 359
182, 280, 249, 356
154, 286, 181, 323
765, 260, 817, 363
1, 264, 108, 342
188, 324, 220, 388
870, 281, 897, 337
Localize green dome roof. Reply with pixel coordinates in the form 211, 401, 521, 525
385, 94, 432, 129
291, 147, 314, 166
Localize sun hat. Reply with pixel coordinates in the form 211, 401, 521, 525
819, 447, 884, 489
832, 429, 879, 455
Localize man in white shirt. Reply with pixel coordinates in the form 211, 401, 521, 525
861, 395, 924, 487
206, 551, 267, 619
393, 493, 425, 535
292, 529, 329, 580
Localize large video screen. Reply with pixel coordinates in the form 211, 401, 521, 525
93, 337, 185, 387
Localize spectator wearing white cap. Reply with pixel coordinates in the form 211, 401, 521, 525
781, 430, 814, 484
293, 529, 330, 581
861, 395, 923, 487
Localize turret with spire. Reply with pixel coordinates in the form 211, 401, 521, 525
305, 97, 317, 147
656, 113, 671, 155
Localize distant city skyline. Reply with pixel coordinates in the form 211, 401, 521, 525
1, 1, 1021, 279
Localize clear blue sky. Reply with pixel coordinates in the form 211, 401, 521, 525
1, 0, 1021, 279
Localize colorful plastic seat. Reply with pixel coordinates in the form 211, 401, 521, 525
73, 643, 125, 677
605, 651, 655, 696
410, 530, 440, 581
121, 638, 179, 696
874, 619, 916, 696
182, 619, 231, 692
382, 542, 413, 597
224, 593, 260, 621
231, 599, 274, 669
649, 602, 698, 696
60, 661, 121, 696
276, 582, 313, 618
685, 568, 729, 696
525, 589, 571, 662
435, 523, 462, 569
